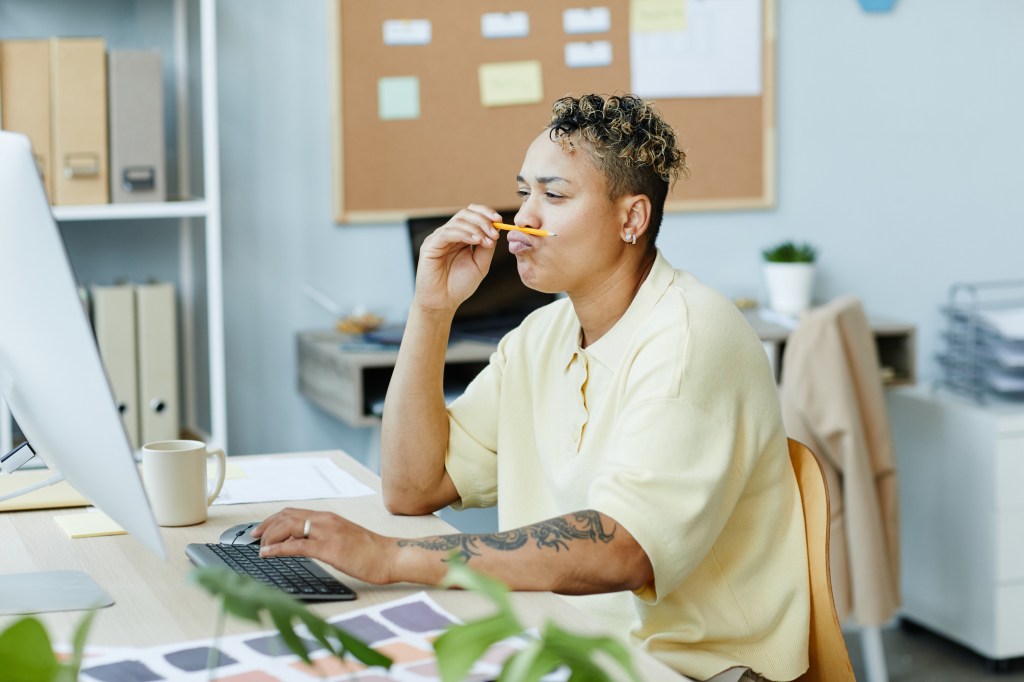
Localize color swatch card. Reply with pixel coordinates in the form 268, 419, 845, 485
75, 592, 568, 682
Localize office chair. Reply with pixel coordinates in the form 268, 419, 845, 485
788, 437, 856, 682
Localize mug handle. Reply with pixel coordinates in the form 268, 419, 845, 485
206, 447, 227, 505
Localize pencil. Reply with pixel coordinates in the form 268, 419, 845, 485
492, 222, 557, 237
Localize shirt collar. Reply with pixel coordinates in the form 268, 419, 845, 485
559, 249, 677, 372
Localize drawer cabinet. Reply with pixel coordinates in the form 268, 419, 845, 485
890, 386, 1024, 662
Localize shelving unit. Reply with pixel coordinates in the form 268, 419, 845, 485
0, 0, 226, 454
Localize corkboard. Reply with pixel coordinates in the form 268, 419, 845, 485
330, 0, 775, 223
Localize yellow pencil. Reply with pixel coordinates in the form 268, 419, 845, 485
492, 222, 557, 237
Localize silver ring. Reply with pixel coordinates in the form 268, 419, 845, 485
302, 518, 311, 538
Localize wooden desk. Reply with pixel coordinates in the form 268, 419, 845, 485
0, 450, 683, 680
299, 309, 917, 427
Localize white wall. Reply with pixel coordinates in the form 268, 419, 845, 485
216, 1, 1024, 462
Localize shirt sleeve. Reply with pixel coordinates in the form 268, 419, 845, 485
586, 394, 759, 603
444, 339, 508, 510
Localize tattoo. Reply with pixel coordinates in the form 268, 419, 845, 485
397, 510, 616, 564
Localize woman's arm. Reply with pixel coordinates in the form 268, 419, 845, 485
379, 205, 502, 515
255, 507, 653, 595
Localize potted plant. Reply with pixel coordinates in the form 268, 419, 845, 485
761, 240, 817, 315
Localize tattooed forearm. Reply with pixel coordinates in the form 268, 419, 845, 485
397, 510, 616, 563
529, 511, 616, 552
397, 535, 482, 563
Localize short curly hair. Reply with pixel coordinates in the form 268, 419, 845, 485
548, 94, 688, 243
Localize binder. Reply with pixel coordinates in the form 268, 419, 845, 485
91, 284, 140, 448
0, 40, 53, 199
108, 50, 166, 204
50, 37, 109, 205
135, 282, 179, 445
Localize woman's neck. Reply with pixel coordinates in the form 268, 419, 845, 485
571, 250, 657, 348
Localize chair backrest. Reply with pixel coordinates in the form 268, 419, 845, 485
788, 437, 856, 682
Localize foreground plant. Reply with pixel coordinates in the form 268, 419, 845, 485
0, 609, 95, 682
1, 563, 640, 682
436, 560, 642, 682
189, 566, 390, 671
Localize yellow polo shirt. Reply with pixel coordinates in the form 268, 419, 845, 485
445, 251, 810, 681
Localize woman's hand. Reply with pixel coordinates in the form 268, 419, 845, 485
253, 508, 398, 585
413, 204, 502, 314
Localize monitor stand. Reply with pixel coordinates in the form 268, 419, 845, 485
0, 571, 114, 615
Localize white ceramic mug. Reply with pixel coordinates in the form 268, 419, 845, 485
141, 439, 226, 527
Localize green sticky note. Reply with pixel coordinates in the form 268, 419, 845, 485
478, 60, 544, 107
378, 76, 420, 120
631, 0, 687, 33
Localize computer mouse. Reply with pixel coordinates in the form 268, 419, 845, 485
219, 521, 262, 546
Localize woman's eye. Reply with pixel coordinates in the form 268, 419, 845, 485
545, 192, 563, 199
516, 189, 529, 198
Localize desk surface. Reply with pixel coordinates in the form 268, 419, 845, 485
0, 450, 682, 680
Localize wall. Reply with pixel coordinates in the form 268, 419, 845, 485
216, 0, 1024, 473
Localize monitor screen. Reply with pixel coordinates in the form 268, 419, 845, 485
406, 213, 557, 325
0, 131, 165, 559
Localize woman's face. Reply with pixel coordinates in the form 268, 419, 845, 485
510, 131, 631, 295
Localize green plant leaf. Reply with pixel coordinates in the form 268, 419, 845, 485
0, 617, 59, 682
304, 614, 391, 669
60, 608, 98, 682
433, 559, 640, 682
434, 612, 523, 682
537, 621, 642, 682
762, 240, 817, 263
189, 566, 391, 670
497, 638, 563, 682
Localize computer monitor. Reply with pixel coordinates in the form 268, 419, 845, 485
406, 213, 558, 341
0, 133, 166, 570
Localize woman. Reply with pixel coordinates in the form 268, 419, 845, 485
257, 94, 809, 681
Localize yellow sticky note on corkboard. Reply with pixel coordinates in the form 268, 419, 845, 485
55, 511, 126, 539
479, 60, 543, 107
631, 0, 687, 32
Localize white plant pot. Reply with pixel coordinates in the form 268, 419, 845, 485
763, 262, 815, 315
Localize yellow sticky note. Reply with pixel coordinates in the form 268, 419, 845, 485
479, 60, 544, 108
224, 461, 246, 480
56, 511, 126, 539
631, 0, 687, 33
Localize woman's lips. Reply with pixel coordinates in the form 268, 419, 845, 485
508, 234, 534, 255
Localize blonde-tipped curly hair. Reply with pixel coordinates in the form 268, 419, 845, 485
548, 94, 688, 243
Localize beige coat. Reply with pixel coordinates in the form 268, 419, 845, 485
778, 296, 901, 627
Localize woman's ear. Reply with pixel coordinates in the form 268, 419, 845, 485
621, 194, 652, 242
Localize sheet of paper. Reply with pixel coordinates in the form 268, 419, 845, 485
479, 60, 544, 107
565, 40, 613, 68
987, 340, 1024, 369
481, 11, 530, 39
56, 510, 126, 539
0, 470, 89, 512
213, 457, 375, 506
382, 19, 432, 46
563, 7, 611, 34
630, 0, 762, 98
378, 76, 421, 120
979, 308, 1024, 341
